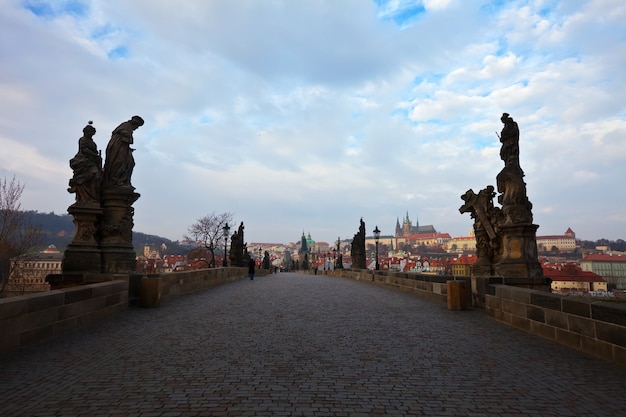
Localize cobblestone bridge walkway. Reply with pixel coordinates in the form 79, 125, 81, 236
1, 272, 625, 416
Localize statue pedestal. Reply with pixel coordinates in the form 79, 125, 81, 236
62, 203, 102, 273
493, 223, 550, 290
470, 264, 493, 307
99, 187, 139, 274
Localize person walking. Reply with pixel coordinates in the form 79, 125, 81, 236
248, 258, 255, 280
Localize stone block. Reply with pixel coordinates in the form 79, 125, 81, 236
493, 284, 512, 300
526, 305, 545, 323
591, 302, 626, 327
511, 315, 531, 332
613, 345, 626, 367
509, 287, 532, 304
555, 328, 581, 350
595, 321, 626, 348
509, 300, 528, 318
485, 294, 501, 311
562, 298, 592, 318
530, 321, 556, 341
545, 309, 568, 329
104, 293, 123, 307
26, 292, 64, 313
0, 297, 28, 320
581, 336, 613, 361
63, 286, 94, 304
568, 315, 596, 338
58, 302, 84, 320
53, 317, 79, 337
78, 296, 106, 314
530, 292, 562, 311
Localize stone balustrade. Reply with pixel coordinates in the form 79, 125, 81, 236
0, 280, 128, 354
486, 285, 626, 366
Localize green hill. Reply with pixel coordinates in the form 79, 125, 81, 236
25, 211, 189, 255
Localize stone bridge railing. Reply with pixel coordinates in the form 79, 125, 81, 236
325, 268, 626, 366
0, 267, 248, 355
324, 268, 471, 305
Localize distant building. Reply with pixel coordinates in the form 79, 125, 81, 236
581, 253, 626, 290
543, 263, 607, 294
537, 228, 577, 253
5, 245, 61, 296
445, 230, 477, 254
451, 254, 477, 277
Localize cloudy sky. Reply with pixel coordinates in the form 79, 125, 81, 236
1, 0, 625, 245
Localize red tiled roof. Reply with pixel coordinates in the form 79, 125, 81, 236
452, 255, 477, 265
542, 264, 605, 283
582, 254, 626, 262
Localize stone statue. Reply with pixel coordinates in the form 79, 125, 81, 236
459, 113, 544, 296
496, 113, 533, 225
229, 222, 245, 267
61, 115, 144, 277
102, 115, 144, 189
351, 218, 366, 269
498, 112, 519, 168
459, 186, 501, 265
68, 121, 102, 205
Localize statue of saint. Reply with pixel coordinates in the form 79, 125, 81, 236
68, 121, 102, 204
102, 115, 144, 188
499, 113, 519, 168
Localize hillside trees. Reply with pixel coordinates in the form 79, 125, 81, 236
0, 177, 43, 295
185, 212, 233, 268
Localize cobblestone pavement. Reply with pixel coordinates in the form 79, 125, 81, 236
1, 273, 626, 417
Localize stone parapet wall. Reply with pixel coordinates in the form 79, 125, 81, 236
140, 267, 248, 305
486, 285, 626, 366
0, 280, 128, 354
328, 269, 469, 304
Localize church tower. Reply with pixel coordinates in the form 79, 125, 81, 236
395, 217, 402, 237
402, 211, 412, 236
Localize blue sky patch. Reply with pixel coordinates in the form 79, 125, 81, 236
374, 0, 426, 28
107, 46, 128, 60
23, 0, 88, 19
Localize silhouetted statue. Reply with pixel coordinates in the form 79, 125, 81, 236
102, 115, 144, 189
459, 186, 501, 266
499, 112, 519, 168
68, 121, 102, 204
229, 222, 245, 267
351, 218, 366, 269
496, 113, 533, 224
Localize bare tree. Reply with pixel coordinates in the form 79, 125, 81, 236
0, 176, 43, 295
184, 212, 233, 268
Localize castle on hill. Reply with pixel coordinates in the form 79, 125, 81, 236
395, 212, 436, 237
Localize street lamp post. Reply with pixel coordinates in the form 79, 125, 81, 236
373, 225, 381, 271
222, 222, 230, 267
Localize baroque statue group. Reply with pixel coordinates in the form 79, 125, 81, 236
459, 113, 544, 292
62, 116, 144, 275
